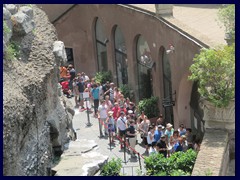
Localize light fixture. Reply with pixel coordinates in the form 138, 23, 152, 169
166, 44, 175, 54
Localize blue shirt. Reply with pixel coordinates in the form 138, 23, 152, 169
91, 88, 99, 99
154, 130, 162, 142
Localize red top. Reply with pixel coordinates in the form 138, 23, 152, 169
61, 81, 69, 90
112, 107, 121, 120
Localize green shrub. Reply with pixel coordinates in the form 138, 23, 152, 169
144, 149, 197, 176
217, 4, 235, 39
4, 41, 20, 60
100, 158, 122, 176
3, 21, 11, 35
119, 84, 134, 100
94, 71, 112, 84
137, 96, 159, 118
170, 169, 190, 176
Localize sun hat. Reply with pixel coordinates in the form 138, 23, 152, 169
158, 125, 165, 129
161, 134, 166, 138
128, 110, 133, 114
108, 111, 113, 116
166, 123, 173, 128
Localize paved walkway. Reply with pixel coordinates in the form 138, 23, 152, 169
59, 98, 147, 176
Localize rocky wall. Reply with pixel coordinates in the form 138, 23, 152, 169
3, 4, 73, 176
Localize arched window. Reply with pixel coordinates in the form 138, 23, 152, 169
114, 26, 128, 86
162, 50, 174, 124
95, 18, 108, 71
136, 36, 153, 100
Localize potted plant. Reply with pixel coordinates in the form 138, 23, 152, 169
137, 96, 160, 125
94, 71, 112, 84
188, 44, 235, 129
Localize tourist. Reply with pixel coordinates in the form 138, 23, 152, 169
186, 128, 194, 149
104, 82, 115, 104
173, 137, 184, 152
91, 84, 100, 117
112, 102, 121, 133
139, 116, 150, 154
154, 125, 165, 143
156, 135, 167, 158
68, 64, 76, 93
72, 77, 80, 107
106, 111, 115, 144
105, 95, 113, 111
155, 114, 165, 129
98, 100, 108, 137
126, 119, 137, 158
147, 126, 155, 153
117, 111, 127, 149
77, 78, 85, 110
178, 123, 186, 136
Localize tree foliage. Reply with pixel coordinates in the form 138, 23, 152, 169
189, 44, 235, 107
217, 4, 235, 39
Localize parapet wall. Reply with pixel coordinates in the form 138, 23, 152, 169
192, 129, 233, 176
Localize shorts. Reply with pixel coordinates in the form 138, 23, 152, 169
119, 130, 126, 137
108, 124, 115, 133
143, 137, 148, 145
79, 93, 84, 100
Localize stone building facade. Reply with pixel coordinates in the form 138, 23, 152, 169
39, 4, 224, 135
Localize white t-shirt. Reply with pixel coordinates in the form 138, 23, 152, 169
98, 104, 108, 118
147, 131, 154, 144
117, 116, 127, 131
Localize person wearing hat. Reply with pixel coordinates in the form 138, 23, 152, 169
106, 111, 115, 144
156, 134, 167, 158
117, 111, 127, 149
165, 123, 174, 144
164, 123, 174, 157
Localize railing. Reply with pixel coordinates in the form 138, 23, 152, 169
121, 165, 142, 176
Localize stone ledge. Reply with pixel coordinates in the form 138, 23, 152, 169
192, 129, 228, 176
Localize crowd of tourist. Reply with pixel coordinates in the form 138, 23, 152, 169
59, 64, 201, 158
